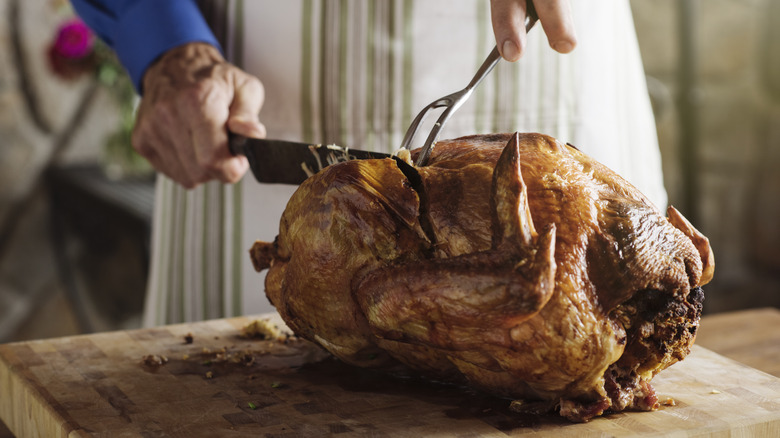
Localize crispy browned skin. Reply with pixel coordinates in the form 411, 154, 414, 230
251, 133, 713, 422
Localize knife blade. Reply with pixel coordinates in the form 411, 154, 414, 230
228, 132, 392, 184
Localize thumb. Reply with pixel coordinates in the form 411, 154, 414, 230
228, 74, 266, 138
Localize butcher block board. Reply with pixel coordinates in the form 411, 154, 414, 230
1, 314, 779, 437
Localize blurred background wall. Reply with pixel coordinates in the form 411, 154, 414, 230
631, 0, 780, 312
0, 0, 778, 343
0, 0, 141, 342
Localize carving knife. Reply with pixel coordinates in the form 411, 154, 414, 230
228, 132, 392, 185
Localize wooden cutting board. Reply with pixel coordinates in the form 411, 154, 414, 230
1, 313, 779, 437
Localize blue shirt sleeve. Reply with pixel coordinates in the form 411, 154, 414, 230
70, 0, 222, 93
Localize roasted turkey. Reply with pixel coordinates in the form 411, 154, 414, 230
250, 132, 714, 422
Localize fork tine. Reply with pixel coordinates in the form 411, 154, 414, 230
399, 103, 438, 153
414, 95, 467, 166
399, 96, 456, 153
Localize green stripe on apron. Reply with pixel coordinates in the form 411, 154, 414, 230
176, 187, 188, 321
232, 0, 244, 74
401, 0, 414, 145
201, 183, 210, 321
339, 0, 349, 141
231, 183, 242, 316
217, 183, 225, 317
365, 1, 376, 150
301, 0, 314, 143
230, 0, 245, 317
387, 0, 397, 148
319, 1, 330, 142
350, 1, 363, 146
155, 178, 170, 326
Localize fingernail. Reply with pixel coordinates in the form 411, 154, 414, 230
552, 41, 574, 54
502, 40, 520, 61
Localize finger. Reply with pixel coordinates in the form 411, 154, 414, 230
133, 104, 199, 188
208, 73, 266, 183
156, 93, 214, 187
227, 117, 267, 139
133, 139, 178, 184
534, 0, 576, 53
184, 74, 251, 184
228, 73, 266, 138
167, 108, 212, 187
133, 130, 196, 188
223, 116, 261, 182
490, 0, 530, 62
191, 118, 250, 185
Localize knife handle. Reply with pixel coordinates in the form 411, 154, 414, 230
227, 131, 247, 156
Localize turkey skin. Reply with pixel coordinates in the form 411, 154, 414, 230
250, 133, 714, 422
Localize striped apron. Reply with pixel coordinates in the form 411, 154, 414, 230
143, 0, 666, 326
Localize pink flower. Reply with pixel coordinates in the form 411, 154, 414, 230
53, 18, 94, 59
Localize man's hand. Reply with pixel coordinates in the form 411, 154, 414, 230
133, 43, 265, 188
490, 0, 577, 61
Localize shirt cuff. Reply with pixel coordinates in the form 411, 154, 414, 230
114, 0, 222, 93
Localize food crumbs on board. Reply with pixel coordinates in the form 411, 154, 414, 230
184, 333, 194, 344
710, 389, 722, 394
141, 354, 168, 367
238, 352, 255, 366
182, 354, 190, 360
271, 381, 282, 388
248, 402, 258, 410
205, 371, 214, 379
200, 346, 256, 367
661, 397, 676, 407
242, 319, 283, 340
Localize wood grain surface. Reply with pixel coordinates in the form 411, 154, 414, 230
695, 307, 780, 377
1, 312, 779, 437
